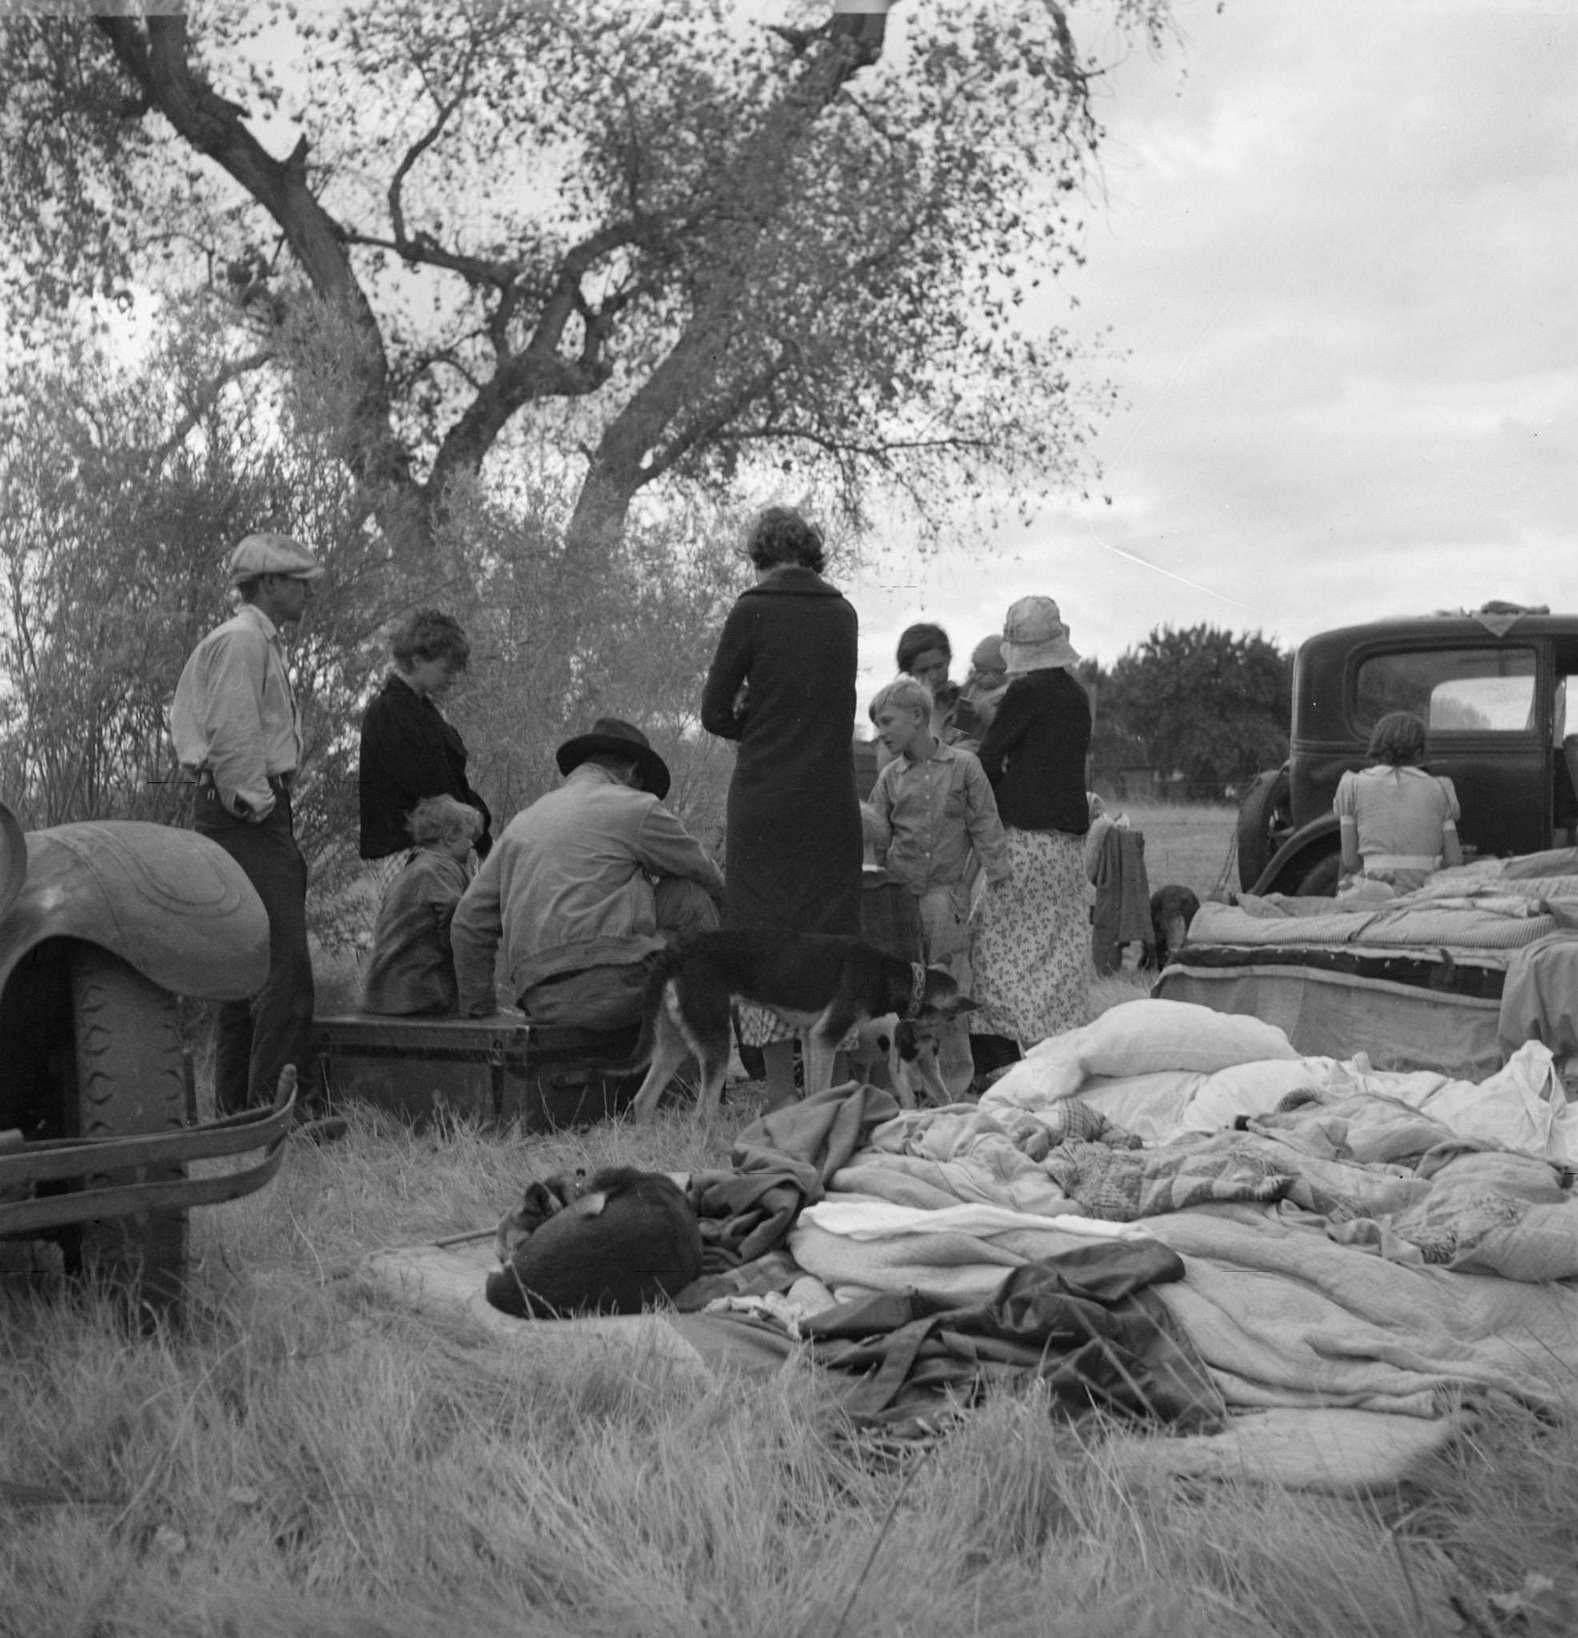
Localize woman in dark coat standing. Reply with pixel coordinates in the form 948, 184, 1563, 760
701, 506, 862, 1107
359, 610, 492, 866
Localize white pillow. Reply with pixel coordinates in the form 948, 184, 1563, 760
1079, 998, 1300, 1078
1176, 1060, 1326, 1134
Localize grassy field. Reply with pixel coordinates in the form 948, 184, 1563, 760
1115, 801, 1239, 905
6, 1057, 1576, 1636
7, 824, 1578, 1636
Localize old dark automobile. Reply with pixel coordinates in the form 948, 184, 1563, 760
0, 798, 296, 1322
1236, 603, 1578, 895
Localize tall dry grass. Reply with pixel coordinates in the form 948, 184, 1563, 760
1115, 802, 1239, 905
6, 971, 1578, 1634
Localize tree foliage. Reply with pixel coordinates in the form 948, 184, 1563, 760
0, 304, 745, 943
0, 310, 404, 848
1100, 625, 1293, 798
1, 0, 1173, 557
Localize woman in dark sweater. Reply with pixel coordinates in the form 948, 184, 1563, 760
701, 506, 862, 1107
971, 596, 1092, 1047
359, 610, 492, 867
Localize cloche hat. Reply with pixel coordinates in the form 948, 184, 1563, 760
555, 717, 671, 800
1001, 596, 1078, 672
227, 532, 325, 584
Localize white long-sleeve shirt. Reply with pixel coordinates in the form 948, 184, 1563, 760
170, 603, 301, 820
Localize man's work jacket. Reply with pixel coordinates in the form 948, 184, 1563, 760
450, 763, 724, 1015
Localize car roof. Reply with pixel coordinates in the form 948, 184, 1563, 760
1298, 605, 1578, 659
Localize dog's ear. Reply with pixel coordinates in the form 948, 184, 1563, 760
925, 987, 978, 1018
496, 1178, 564, 1264
918, 967, 968, 1011
523, 1181, 562, 1220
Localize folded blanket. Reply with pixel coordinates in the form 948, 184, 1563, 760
1191, 899, 1558, 950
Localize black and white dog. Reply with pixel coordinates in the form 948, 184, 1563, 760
628, 929, 976, 1125
849, 1013, 954, 1109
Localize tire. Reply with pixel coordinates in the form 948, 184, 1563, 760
62, 946, 190, 1327
1295, 851, 1342, 899
1236, 767, 1291, 891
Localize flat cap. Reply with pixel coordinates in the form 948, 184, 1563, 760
227, 532, 325, 584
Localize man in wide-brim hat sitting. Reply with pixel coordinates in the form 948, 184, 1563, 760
451, 717, 724, 1029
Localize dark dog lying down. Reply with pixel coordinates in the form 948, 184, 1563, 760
629, 929, 975, 1124
1149, 884, 1202, 969
485, 1166, 702, 1319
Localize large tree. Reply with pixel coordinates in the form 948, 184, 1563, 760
1103, 625, 1293, 799
2, 0, 1171, 557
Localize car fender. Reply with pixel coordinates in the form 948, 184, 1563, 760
0, 815, 269, 1004
1235, 762, 1291, 890
1247, 814, 1341, 896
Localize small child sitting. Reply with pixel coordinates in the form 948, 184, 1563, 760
362, 794, 483, 1015
861, 676, 1011, 1099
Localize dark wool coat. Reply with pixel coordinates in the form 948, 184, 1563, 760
977, 668, 1092, 835
358, 673, 493, 860
700, 566, 862, 937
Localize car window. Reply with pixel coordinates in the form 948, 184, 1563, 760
1355, 647, 1537, 734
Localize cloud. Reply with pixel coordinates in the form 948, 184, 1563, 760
849, 0, 1578, 689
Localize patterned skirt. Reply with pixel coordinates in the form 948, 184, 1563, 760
970, 827, 1089, 1048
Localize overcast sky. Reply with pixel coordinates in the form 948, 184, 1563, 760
847, 0, 1578, 699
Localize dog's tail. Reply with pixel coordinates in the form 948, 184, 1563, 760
629, 939, 693, 1070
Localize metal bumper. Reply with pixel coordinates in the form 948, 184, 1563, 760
0, 1075, 296, 1237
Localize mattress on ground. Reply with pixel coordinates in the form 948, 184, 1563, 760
1167, 851, 1578, 1071
1162, 933, 1578, 1070
1153, 946, 1508, 1075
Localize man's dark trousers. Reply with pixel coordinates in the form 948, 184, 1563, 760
195, 785, 315, 1115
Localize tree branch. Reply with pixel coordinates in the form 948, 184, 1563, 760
95, 14, 414, 504
146, 348, 272, 471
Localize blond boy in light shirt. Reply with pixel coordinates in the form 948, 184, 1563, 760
861, 677, 1010, 1097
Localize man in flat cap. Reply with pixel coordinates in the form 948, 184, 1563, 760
171, 532, 323, 1118
451, 717, 724, 1029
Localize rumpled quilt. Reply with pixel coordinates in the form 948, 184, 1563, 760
788, 998, 1578, 1419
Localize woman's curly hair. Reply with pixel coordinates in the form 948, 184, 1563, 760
746, 506, 826, 575
391, 610, 471, 671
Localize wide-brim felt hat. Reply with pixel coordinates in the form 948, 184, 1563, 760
555, 717, 671, 800
1001, 595, 1079, 672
